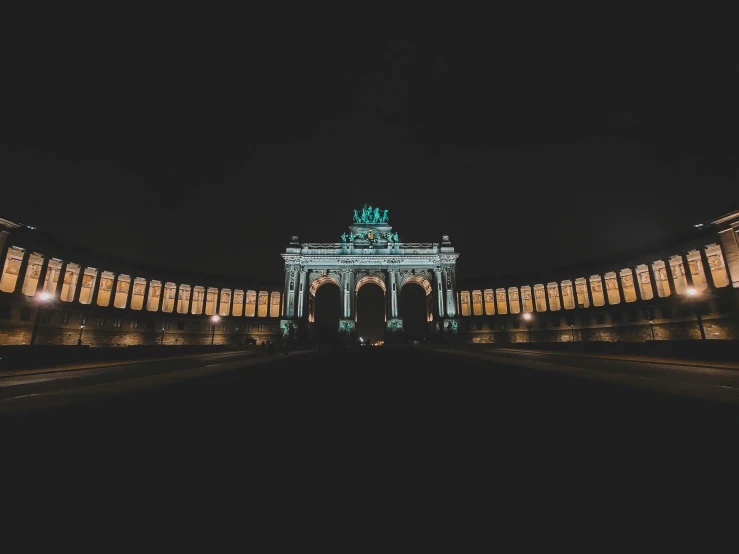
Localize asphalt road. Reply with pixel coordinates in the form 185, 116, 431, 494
4, 345, 737, 528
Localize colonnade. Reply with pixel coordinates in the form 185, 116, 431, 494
457, 242, 733, 317
0, 244, 282, 318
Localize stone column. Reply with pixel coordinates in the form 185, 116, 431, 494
664, 261, 678, 296
648, 263, 661, 298
156, 281, 166, 312
343, 270, 355, 319
633, 268, 643, 302
185, 286, 194, 314
0, 231, 11, 272
388, 270, 398, 318
434, 268, 444, 317
54, 261, 67, 299
126, 277, 136, 310
141, 279, 151, 311
297, 270, 308, 318
89, 270, 102, 307
72, 266, 86, 304
718, 228, 739, 289
12, 250, 30, 296
34, 256, 51, 297
600, 275, 611, 306
698, 248, 717, 290
443, 267, 457, 317
576, 277, 591, 308
681, 253, 695, 288
283, 269, 293, 317
616, 272, 626, 304
108, 274, 119, 307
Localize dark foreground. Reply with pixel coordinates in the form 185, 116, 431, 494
4, 346, 738, 535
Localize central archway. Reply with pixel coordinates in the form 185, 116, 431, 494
356, 276, 386, 343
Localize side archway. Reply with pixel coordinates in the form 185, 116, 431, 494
400, 274, 433, 341
309, 274, 341, 339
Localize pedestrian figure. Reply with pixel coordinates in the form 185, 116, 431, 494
261, 341, 266, 356
283, 342, 289, 357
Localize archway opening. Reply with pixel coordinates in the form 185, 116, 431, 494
313, 283, 341, 344
356, 283, 385, 343
400, 282, 430, 342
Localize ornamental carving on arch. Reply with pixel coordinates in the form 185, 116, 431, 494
496, 291, 507, 302
605, 279, 618, 290
509, 290, 519, 301
621, 274, 633, 287
534, 288, 544, 298
484, 292, 495, 303
547, 287, 559, 297
639, 272, 651, 284
590, 282, 602, 292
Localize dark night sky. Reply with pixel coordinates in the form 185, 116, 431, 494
2, 21, 736, 286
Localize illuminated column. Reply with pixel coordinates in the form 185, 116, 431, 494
0, 230, 10, 270
342, 270, 355, 318
108, 274, 119, 307
698, 249, 717, 290
388, 270, 398, 318
125, 277, 136, 309
141, 280, 151, 311
72, 265, 86, 304
297, 270, 307, 318
156, 281, 165, 312
718, 228, 739, 289
616, 271, 627, 303
632, 268, 643, 301
443, 267, 457, 317
89, 271, 102, 306
664, 260, 678, 296
32, 256, 50, 298
53, 261, 67, 299
680, 253, 695, 288
285, 266, 299, 318
434, 268, 444, 317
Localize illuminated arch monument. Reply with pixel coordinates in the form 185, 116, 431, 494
281, 205, 459, 337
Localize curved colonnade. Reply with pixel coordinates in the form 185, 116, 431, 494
455, 210, 739, 343
0, 217, 283, 346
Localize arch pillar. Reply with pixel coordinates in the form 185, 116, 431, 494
297, 270, 308, 318
443, 267, 457, 317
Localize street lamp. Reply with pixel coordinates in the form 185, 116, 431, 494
30, 291, 53, 346
570, 324, 575, 342
160, 325, 165, 345
686, 287, 706, 340
78, 324, 85, 346
211, 315, 220, 345
522, 312, 532, 343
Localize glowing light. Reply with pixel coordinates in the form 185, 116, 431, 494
38, 292, 52, 301
522, 312, 532, 321
687, 287, 698, 296
211, 315, 221, 322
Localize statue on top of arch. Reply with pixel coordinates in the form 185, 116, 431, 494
353, 204, 389, 224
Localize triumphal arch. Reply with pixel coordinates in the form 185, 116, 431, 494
281, 205, 459, 336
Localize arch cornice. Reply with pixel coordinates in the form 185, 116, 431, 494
309, 274, 341, 296
401, 274, 432, 295
355, 274, 386, 293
